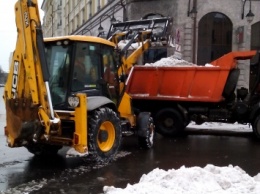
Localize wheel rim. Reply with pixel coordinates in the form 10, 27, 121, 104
163, 117, 174, 127
97, 121, 116, 152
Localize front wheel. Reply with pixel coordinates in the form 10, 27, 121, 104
88, 107, 122, 161
253, 115, 260, 139
137, 112, 155, 149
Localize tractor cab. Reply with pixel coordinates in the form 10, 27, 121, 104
44, 36, 120, 109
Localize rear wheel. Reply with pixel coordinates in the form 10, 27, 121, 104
137, 112, 155, 149
88, 107, 122, 161
253, 115, 260, 139
155, 108, 185, 137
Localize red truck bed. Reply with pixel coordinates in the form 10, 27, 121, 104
125, 51, 256, 102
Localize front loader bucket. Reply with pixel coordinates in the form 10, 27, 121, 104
106, 17, 172, 42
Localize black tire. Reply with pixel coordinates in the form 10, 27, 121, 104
253, 115, 260, 139
155, 108, 185, 137
137, 112, 155, 149
88, 107, 122, 161
25, 143, 62, 156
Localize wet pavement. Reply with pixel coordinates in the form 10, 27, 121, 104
1, 131, 260, 194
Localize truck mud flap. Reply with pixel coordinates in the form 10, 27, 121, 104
222, 69, 240, 99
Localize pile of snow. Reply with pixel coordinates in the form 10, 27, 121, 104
143, 55, 219, 67
145, 56, 196, 67
103, 164, 260, 194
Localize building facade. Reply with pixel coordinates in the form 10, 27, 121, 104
41, 0, 260, 88
41, 0, 115, 36
41, 0, 62, 37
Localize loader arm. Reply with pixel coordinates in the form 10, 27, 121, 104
106, 18, 171, 125
107, 17, 171, 95
120, 30, 152, 72
118, 32, 152, 95
107, 17, 171, 73
3, 0, 60, 147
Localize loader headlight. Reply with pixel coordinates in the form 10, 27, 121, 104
68, 96, 80, 108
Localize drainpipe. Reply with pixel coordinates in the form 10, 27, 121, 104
192, 0, 197, 64
120, 0, 127, 21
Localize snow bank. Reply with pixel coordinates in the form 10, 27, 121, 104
103, 164, 260, 194
187, 121, 252, 133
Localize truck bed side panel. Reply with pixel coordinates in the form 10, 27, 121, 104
126, 66, 230, 102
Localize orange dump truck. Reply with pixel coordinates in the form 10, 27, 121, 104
126, 50, 260, 138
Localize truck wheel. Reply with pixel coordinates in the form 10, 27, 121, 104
253, 115, 260, 139
25, 143, 62, 156
88, 107, 122, 161
155, 108, 185, 137
137, 112, 155, 149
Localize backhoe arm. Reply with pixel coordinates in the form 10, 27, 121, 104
3, 0, 60, 147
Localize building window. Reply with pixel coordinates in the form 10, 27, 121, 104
88, 0, 92, 19
197, 12, 232, 65
251, 22, 260, 51
97, 0, 101, 10
82, 8, 86, 24
76, 14, 80, 28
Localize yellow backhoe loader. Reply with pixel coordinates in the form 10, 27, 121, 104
3, 0, 171, 161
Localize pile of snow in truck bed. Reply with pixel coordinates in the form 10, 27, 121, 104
145, 56, 195, 66
144, 55, 215, 67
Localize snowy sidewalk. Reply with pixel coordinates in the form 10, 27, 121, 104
186, 122, 252, 134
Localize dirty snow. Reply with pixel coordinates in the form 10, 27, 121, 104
103, 164, 260, 194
